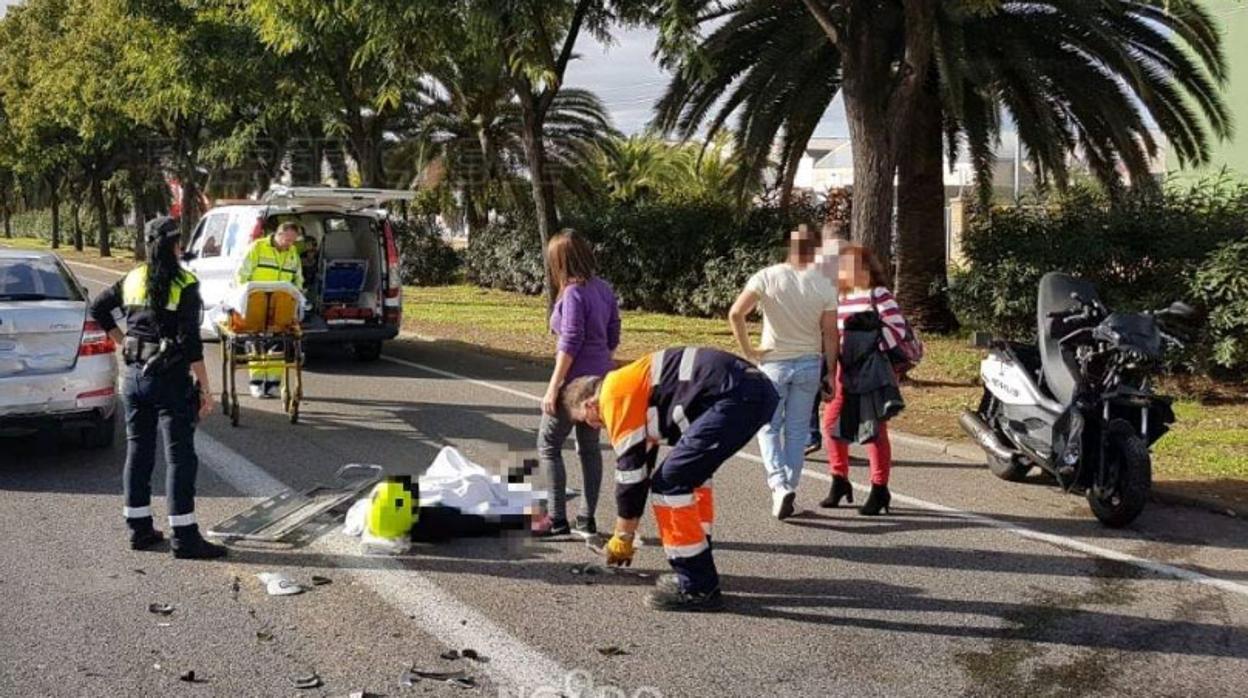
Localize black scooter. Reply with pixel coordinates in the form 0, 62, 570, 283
960, 272, 1197, 527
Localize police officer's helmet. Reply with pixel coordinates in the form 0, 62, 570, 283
145, 216, 180, 244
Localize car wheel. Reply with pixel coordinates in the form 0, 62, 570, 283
82, 412, 117, 449
352, 340, 383, 362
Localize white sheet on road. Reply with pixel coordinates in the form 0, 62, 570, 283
417, 446, 536, 517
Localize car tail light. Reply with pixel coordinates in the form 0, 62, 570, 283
382, 220, 402, 326
79, 319, 116, 357
249, 216, 265, 241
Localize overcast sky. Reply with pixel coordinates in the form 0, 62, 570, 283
0, 1, 847, 137
566, 27, 849, 137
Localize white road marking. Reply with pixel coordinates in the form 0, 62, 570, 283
67, 260, 1248, 598
381, 355, 1248, 600
195, 433, 571, 693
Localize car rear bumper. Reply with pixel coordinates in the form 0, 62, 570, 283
0, 355, 118, 423
299, 324, 399, 345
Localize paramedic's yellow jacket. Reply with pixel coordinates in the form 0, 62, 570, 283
236, 235, 304, 289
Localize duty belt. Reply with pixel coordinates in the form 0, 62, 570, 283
122, 336, 163, 365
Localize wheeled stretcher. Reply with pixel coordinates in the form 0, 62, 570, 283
217, 282, 305, 426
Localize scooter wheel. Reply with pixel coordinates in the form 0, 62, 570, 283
1087, 420, 1151, 528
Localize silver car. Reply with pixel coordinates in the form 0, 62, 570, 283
0, 249, 118, 447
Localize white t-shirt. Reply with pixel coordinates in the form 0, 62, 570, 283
745, 263, 839, 362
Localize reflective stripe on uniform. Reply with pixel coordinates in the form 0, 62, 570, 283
616, 469, 648, 485
646, 406, 660, 439
168, 512, 197, 527
652, 493, 695, 508
613, 428, 646, 456
678, 347, 698, 381
650, 350, 665, 386
672, 404, 689, 434
124, 505, 153, 519
663, 539, 710, 559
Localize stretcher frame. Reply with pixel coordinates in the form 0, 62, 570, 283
217, 287, 305, 426
206, 464, 383, 543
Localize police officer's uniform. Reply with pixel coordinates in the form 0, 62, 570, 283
89, 217, 225, 559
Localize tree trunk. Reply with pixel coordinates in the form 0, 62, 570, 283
518, 102, 559, 309
132, 183, 147, 261
71, 198, 84, 252
2, 205, 10, 239
896, 79, 958, 333
92, 174, 111, 257
49, 186, 61, 249
327, 143, 350, 187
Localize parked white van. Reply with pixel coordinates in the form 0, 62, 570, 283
184, 187, 413, 360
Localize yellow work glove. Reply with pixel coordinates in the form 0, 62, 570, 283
603, 533, 635, 567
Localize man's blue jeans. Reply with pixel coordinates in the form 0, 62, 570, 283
757, 354, 822, 492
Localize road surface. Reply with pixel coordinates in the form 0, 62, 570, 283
0, 260, 1245, 697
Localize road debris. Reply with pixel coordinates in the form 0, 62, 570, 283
311, 575, 332, 586
256, 630, 273, 642
257, 572, 304, 596
596, 646, 629, 657
291, 673, 322, 689
148, 603, 174, 616
230, 576, 241, 600
440, 650, 461, 661
178, 670, 204, 684
461, 649, 485, 663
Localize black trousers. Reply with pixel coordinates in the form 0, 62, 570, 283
120, 364, 200, 531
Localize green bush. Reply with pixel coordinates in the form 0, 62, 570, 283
393, 216, 462, 286
464, 213, 546, 295
948, 179, 1248, 377
1192, 240, 1248, 375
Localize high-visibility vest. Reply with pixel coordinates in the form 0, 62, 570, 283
237, 236, 302, 287
121, 265, 197, 311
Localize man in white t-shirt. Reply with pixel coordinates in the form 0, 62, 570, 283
728, 225, 839, 520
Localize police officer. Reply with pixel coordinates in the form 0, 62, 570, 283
90, 216, 227, 560
236, 220, 303, 398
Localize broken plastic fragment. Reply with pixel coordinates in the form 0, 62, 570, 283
256, 631, 273, 642
412, 669, 467, 681
178, 670, 202, 683
311, 575, 332, 586
292, 673, 322, 689
257, 572, 304, 597
448, 676, 476, 689
148, 603, 174, 616
596, 646, 629, 657
440, 650, 461, 661
461, 649, 482, 662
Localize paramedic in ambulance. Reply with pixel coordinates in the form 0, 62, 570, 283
235, 220, 304, 398
562, 347, 779, 612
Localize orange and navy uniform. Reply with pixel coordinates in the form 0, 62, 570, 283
600, 347, 763, 555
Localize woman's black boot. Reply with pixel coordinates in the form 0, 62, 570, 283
819, 476, 854, 508
858, 484, 891, 516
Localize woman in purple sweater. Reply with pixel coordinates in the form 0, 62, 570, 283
538, 230, 621, 537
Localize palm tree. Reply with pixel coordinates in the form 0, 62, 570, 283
390, 50, 618, 238
653, 0, 1229, 331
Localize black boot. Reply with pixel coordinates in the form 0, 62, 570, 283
646, 587, 725, 613
819, 476, 854, 508
171, 526, 228, 560
858, 484, 892, 516
128, 518, 165, 551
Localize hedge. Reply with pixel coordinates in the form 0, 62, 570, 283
948, 180, 1248, 377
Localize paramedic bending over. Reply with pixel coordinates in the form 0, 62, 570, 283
236, 221, 304, 399
89, 216, 227, 560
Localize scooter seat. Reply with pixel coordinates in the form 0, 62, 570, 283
1037, 273, 1100, 405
